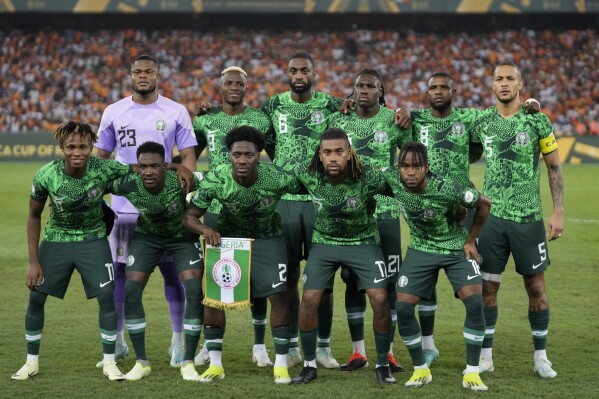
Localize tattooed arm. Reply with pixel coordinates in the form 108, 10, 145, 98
543, 149, 564, 241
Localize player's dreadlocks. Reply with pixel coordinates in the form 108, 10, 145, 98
347, 67, 386, 107
309, 128, 362, 181
398, 141, 428, 169
52, 121, 98, 147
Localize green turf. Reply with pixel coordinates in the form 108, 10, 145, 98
1, 162, 597, 398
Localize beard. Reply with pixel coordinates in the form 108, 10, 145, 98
289, 78, 312, 94
133, 84, 156, 96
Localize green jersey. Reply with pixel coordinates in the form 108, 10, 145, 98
295, 166, 391, 245
472, 107, 554, 223
193, 106, 273, 170
110, 171, 199, 238
329, 107, 411, 219
193, 106, 272, 214
411, 107, 482, 188
190, 163, 301, 239
384, 172, 480, 254
30, 157, 130, 242
261, 90, 343, 201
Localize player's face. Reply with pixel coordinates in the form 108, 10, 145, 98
131, 60, 159, 96
398, 151, 429, 191
137, 152, 166, 191
287, 58, 314, 94
319, 139, 351, 178
354, 74, 382, 108
427, 76, 454, 112
230, 140, 260, 179
220, 72, 247, 106
61, 133, 92, 172
492, 65, 522, 104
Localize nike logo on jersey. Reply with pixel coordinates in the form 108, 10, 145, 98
120, 124, 131, 129
189, 259, 202, 265
272, 282, 285, 288
99, 281, 112, 288
466, 275, 480, 280
373, 277, 387, 284
532, 262, 544, 269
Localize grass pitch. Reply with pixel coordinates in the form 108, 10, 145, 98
0, 162, 597, 399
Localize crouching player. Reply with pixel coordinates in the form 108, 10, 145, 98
108, 141, 204, 381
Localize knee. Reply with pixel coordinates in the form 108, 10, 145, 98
96, 290, 116, 311
29, 290, 48, 307
463, 294, 484, 316
125, 280, 144, 303
526, 279, 546, 300
395, 301, 416, 320
183, 279, 202, 300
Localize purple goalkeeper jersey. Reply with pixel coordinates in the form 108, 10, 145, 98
96, 95, 197, 213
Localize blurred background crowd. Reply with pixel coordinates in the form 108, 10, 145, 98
1, 27, 597, 136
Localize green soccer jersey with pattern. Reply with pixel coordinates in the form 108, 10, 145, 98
329, 107, 412, 219
261, 90, 343, 201
193, 106, 272, 214
411, 107, 482, 188
30, 157, 130, 242
384, 172, 480, 254
190, 163, 301, 239
295, 166, 391, 245
472, 107, 554, 223
110, 170, 199, 238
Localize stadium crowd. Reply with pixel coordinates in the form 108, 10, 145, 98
1, 27, 597, 136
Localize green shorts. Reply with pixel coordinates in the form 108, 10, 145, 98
397, 248, 482, 299
126, 232, 203, 274
37, 238, 114, 299
277, 199, 314, 265
303, 244, 388, 292
377, 217, 402, 286
250, 235, 289, 299
477, 215, 550, 276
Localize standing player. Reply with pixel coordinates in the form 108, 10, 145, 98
108, 142, 204, 381
94, 54, 197, 367
12, 122, 130, 381
187, 66, 274, 368
261, 53, 343, 368
183, 126, 300, 384
328, 68, 410, 372
473, 62, 563, 378
385, 142, 492, 390
292, 129, 395, 385
410, 71, 540, 366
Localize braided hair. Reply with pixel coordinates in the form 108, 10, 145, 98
398, 141, 428, 169
52, 121, 97, 147
309, 128, 363, 181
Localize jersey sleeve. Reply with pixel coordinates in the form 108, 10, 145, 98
190, 170, 218, 210
174, 106, 197, 150
446, 179, 480, 209
96, 105, 117, 152
104, 159, 132, 180
108, 173, 137, 196
30, 165, 50, 203
192, 116, 208, 151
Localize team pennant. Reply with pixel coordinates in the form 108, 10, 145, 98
203, 237, 252, 310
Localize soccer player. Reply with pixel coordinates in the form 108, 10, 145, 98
409, 71, 541, 366
183, 126, 300, 384
107, 142, 204, 381
187, 66, 274, 368
473, 61, 563, 378
328, 68, 411, 372
292, 128, 396, 385
261, 52, 343, 368
385, 142, 492, 390
12, 122, 130, 381
94, 54, 197, 367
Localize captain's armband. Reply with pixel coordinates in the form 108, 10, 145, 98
539, 134, 558, 154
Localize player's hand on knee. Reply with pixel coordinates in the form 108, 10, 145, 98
455, 205, 468, 222
26, 262, 43, 291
